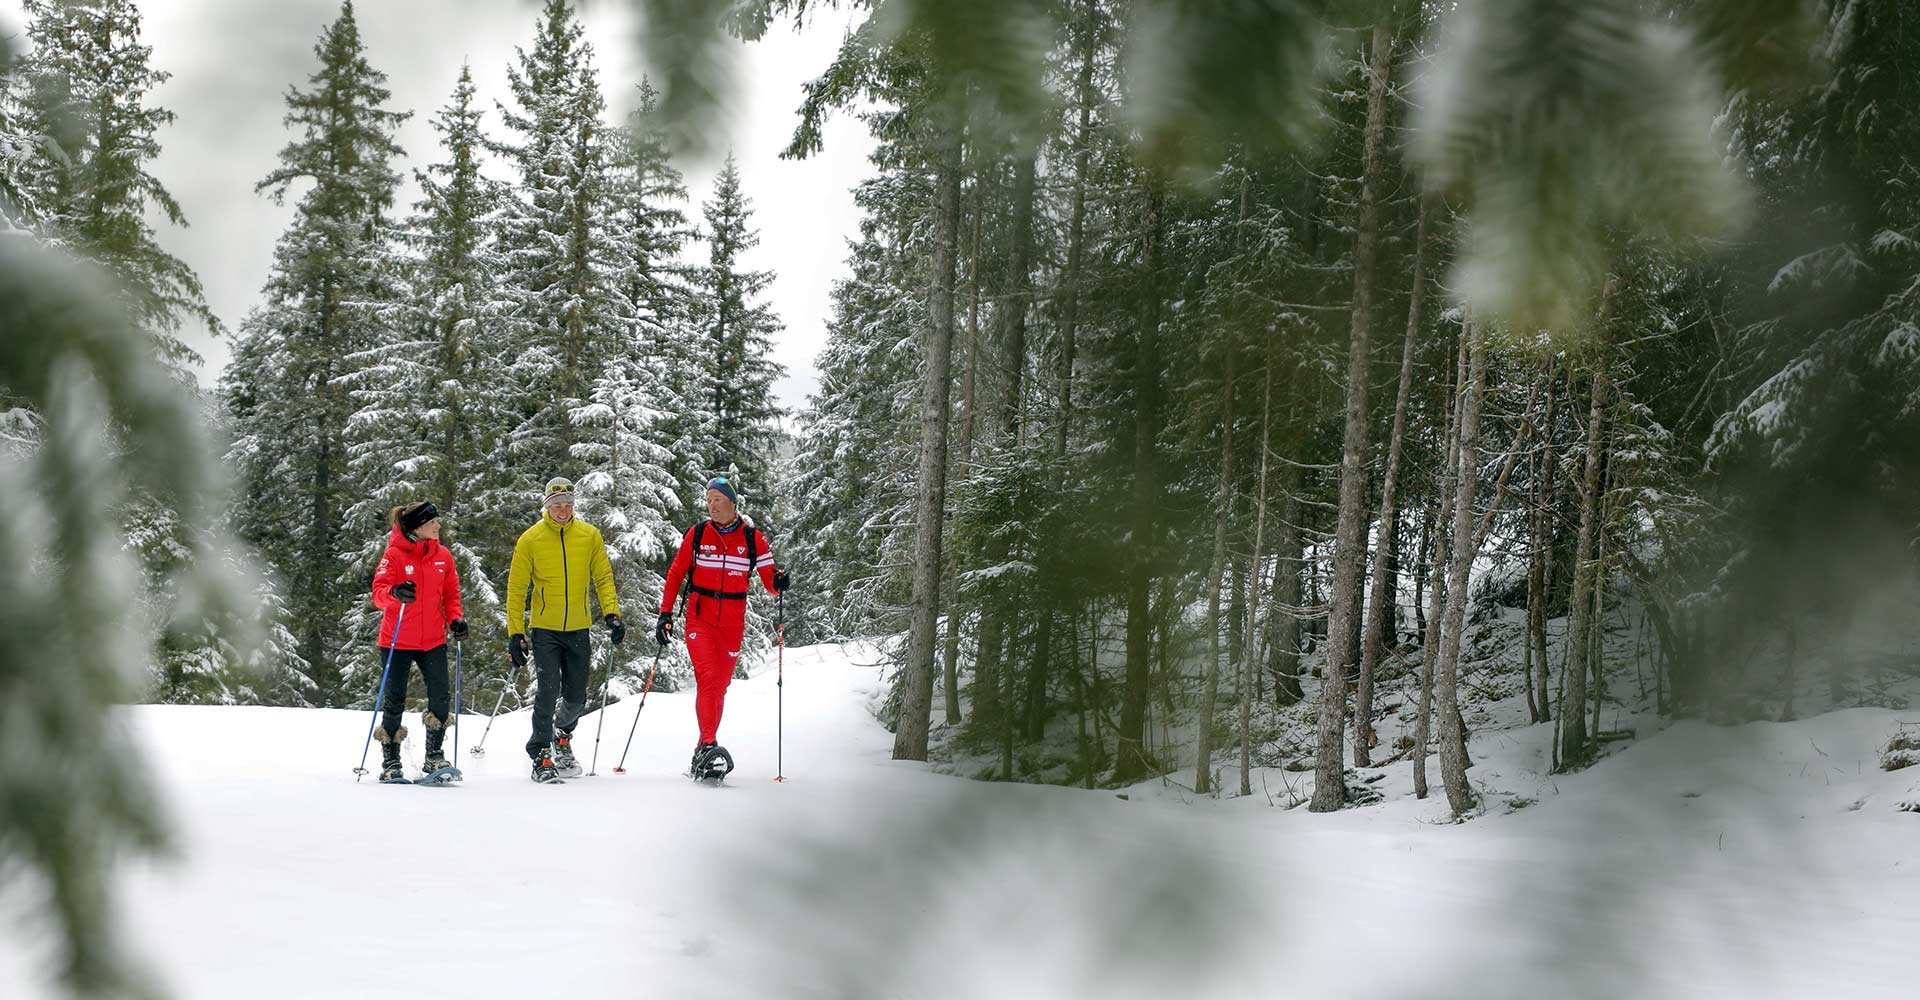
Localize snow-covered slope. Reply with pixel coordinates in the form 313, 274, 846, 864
2, 641, 1915, 999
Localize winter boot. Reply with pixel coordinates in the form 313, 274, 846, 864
531, 752, 561, 783
375, 725, 407, 782
552, 732, 581, 778
421, 716, 450, 773
689, 740, 716, 775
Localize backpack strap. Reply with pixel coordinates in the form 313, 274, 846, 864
678, 521, 708, 617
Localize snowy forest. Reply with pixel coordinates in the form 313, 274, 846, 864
6, 0, 1920, 998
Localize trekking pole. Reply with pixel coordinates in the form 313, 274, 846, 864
452, 638, 462, 765
774, 591, 786, 783
589, 639, 617, 776
353, 602, 408, 780
470, 658, 517, 757
613, 640, 665, 774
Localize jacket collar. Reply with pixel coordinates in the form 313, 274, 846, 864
540, 510, 583, 533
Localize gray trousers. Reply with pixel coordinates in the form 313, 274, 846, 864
525, 628, 591, 759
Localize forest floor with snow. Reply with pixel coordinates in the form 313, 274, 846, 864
4, 632, 1919, 999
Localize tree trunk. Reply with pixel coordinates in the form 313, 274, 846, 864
1532, 359, 1558, 722
1436, 316, 1488, 815
893, 126, 964, 762
1558, 365, 1609, 766
1268, 461, 1304, 705
1196, 332, 1235, 795
1415, 325, 1463, 799
1030, 19, 1096, 758
1240, 351, 1275, 797
995, 153, 1051, 742
1309, 14, 1396, 813
1412, 509, 1431, 643
1590, 452, 1611, 745
1355, 200, 1426, 767
1115, 183, 1166, 782
942, 183, 988, 728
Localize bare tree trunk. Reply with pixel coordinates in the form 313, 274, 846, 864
974, 151, 1043, 753
1268, 462, 1304, 705
1413, 508, 1430, 641
1196, 332, 1235, 795
1310, 15, 1396, 813
893, 126, 964, 762
1532, 360, 1558, 722
943, 184, 988, 728
1355, 202, 1426, 767
1240, 350, 1275, 797
1115, 183, 1166, 782
1590, 452, 1611, 745
1436, 317, 1488, 815
1415, 326, 1463, 799
1559, 365, 1609, 766
1029, 17, 1097, 759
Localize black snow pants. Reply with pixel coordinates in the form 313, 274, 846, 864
526, 628, 592, 759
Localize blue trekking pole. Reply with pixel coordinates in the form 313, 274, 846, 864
353, 602, 408, 781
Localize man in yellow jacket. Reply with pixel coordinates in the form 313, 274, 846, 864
506, 477, 623, 782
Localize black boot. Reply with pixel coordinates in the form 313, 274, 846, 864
422, 720, 450, 773
531, 749, 560, 783
376, 725, 407, 782
690, 740, 715, 775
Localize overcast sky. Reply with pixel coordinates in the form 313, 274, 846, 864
1, 0, 876, 416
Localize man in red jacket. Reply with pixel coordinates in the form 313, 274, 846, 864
655, 476, 788, 776
369, 501, 466, 779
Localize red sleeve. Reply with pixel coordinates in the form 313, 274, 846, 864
658, 525, 698, 615
443, 547, 464, 622
754, 529, 779, 593
370, 545, 403, 610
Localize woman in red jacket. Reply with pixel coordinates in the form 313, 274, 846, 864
369, 501, 466, 780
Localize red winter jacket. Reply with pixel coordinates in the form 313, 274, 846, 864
658, 517, 779, 635
370, 525, 464, 651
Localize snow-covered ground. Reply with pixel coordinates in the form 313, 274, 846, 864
3, 639, 1917, 999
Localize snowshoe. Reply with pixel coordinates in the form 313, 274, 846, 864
552, 734, 582, 778
691, 742, 734, 783
531, 756, 563, 784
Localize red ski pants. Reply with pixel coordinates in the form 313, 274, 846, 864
684, 621, 741, 743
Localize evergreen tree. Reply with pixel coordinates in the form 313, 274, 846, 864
15, 0, 219, 378
219, 0, 409, 706
336, 63, 516, 684
489, 0, 627, 486
613, 78, 708, 502
1, 235, 256, 999
690, 153, 786, 506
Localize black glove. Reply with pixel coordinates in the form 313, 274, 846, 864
391, 580, 416, 604
448, 617, 468, 640
605, 613, 625, 646
654, 612, 673, 646
772, 569, 791, 593
508, 633, 529, 669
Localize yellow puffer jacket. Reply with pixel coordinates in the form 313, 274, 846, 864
505, 512, 621, 635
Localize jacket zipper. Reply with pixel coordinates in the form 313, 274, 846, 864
559, 522, 570, 630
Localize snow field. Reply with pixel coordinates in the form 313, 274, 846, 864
2, 640, 1917, 999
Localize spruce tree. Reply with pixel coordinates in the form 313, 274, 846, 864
490, 0, 628, 488
336, 63, 515, 683
15, 0, 218, 378
219, 0, 408, 706
690, 153, 785, 507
